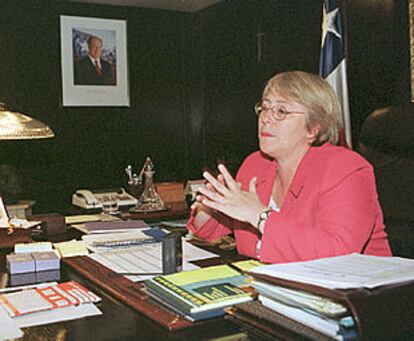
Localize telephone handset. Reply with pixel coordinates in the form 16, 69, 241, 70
72, 188, 138, 209
73, 190, 100, 208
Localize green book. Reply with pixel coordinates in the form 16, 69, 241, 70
144, 260, 261, 320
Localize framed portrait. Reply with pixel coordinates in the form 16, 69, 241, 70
60, 15, 129, 106
0, 196, 10, 227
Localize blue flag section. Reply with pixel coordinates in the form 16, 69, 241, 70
319, 0, 352, 148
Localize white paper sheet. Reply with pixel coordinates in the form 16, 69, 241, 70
88, 238, 218, 281
14, 303, 102, 328
89, 243, 162, 282
0, 305, 23, 340
251, 253, 414, 289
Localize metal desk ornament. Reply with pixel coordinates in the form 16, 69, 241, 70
125, 164, 144, 199
129, 157, 167, 213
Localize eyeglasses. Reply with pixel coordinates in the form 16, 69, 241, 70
254, 101, 305, 121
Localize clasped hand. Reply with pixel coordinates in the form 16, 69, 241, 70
193, 164, 267, 228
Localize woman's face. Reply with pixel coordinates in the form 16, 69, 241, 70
258, 92, 314, 160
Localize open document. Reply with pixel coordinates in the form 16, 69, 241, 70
250, 253, 414, 289
88, 238, 218, 282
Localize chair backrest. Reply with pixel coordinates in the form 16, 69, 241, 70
359, 105, 414, 257
359, 104, 414, 157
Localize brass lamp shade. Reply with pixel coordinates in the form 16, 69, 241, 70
0, 104, 54, 140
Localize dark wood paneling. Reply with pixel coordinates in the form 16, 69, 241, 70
346, 0, 410, 144
0, 1, 188, 212
199, 0, 322, 174
0, 0, 409, 213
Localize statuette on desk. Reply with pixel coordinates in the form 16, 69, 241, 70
130, 157, 167, 213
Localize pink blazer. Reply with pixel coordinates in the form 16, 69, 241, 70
187, 143, 392, 263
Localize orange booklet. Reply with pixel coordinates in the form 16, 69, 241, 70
0, 281, 101, 317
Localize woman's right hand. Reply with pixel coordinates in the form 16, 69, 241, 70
191, 175, 224, 228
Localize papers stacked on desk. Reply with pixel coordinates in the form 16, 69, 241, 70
253, 285, 355, 340
250, 253, 414, 289
232, 253, 414, 341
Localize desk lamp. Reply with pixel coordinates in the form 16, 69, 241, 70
0, 103, 54, 233
0, 103, 54, 140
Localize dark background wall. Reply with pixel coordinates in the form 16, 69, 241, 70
0, 0, 410, 213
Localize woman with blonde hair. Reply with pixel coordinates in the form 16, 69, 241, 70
188, 71, 391, 263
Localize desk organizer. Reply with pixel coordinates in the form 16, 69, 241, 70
6, 253, 35, 274
7, 251, 60, 274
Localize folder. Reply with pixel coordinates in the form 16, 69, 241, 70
247, 268, 414, 340
226, 301, 334, 341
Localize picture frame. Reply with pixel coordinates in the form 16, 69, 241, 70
0, 196, 10, 227
60, 15, 129, 107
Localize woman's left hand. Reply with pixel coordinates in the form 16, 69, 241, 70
197, 164, 267, 228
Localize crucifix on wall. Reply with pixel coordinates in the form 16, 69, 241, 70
256, 24, 265, 64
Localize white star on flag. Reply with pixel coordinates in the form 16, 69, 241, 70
322, 7, 341, 48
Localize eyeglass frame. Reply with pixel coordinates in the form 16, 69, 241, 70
254, 101, 306, 121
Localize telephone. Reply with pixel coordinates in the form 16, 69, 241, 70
72, 188, 138, 209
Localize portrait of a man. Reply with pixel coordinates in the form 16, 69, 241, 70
61, 16, 128, 106
73, 32, 116, 86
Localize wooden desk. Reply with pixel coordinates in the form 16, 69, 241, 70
0, 206, 248, 340
3, 202, 414, 341
2, 238, 414, 341
0, 247, 243, 340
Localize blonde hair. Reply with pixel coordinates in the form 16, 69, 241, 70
263, 71, 343, 146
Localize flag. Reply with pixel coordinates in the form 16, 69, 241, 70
319, 0, 352, 148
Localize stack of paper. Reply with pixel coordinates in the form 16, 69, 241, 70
251, 282, 354, 339
250, 253, 414, 289
244, 253, 414, 340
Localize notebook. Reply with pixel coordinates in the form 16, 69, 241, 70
144, 260, 260, 321
83, 220, 149, 234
